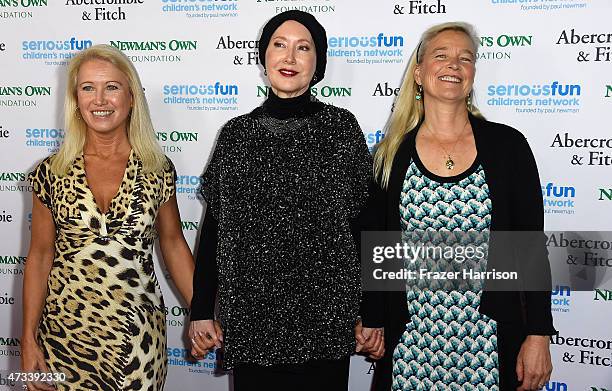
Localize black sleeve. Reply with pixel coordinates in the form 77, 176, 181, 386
512, 134, 557, 335
358, 178, 387, 328
339, 113, 385, 328
341, 111, 373, 219
190, 123, 228, 321
189, 207, 219, 321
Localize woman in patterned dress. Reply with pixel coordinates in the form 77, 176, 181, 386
361, 23, 556, 390
21, 45, 195, 390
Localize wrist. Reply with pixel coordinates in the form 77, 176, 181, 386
21, 333, 38, 345
526, 335, 550, 344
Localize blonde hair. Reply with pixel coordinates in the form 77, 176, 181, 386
373, 22, 484, 188
51, 44, 166, 175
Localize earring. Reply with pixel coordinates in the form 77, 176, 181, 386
415, 85, 423, 101
264, 69, 267, 76
75, 107, 82, 120
312, 74, 318, 83
467, 91, 473, 111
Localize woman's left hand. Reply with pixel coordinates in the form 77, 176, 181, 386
516, 335, 552, 390
354, 319, 385, 360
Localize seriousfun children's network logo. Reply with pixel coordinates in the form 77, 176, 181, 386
21, 37, 93, 66
486, 81, 581, 114
490, 0, 588, 12
25, 127, 64, 152
160, 0, 238, 19
365, 130, 385, 153
167, 346, 225, 374
543, 381, 568, 391
175, 174, 203, 201
0, 0, 47, 20
327, 33, 405, 65
162, 82, 239, 112
542, 182, 576, 215
551, 285, 571, 313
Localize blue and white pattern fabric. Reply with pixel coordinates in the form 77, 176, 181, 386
392, 161, 499, 391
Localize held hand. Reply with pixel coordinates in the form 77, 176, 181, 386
516, 335, 552, 390
20, 338, 55, 391
188, 320, 223, 360
355, 320, 385, 360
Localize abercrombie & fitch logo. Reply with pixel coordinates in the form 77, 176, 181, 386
64, 0, 144, 21
393, 0, 446, 15
556, 29, 612, 63
0, 210, 13, 223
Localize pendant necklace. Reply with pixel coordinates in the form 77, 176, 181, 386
423, 119, 469, 170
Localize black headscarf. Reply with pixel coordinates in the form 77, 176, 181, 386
258, 10, 327, 86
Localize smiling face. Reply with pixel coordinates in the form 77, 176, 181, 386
265, 20, 317, 98
414, 30, 476, 105
76, 59, 133, 137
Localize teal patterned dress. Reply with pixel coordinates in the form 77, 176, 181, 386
391, 159, 499, 390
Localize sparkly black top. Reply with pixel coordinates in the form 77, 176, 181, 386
191, 90, 372, 368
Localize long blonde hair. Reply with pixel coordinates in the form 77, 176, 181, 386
373, 22, 484, 188
51, 44, 166, 175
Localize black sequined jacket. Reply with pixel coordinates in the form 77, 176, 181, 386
190, 91, 372, 369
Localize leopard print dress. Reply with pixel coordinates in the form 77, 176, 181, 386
28, 151, 174, 390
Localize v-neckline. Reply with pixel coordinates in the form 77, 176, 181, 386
81, 149, 133, 216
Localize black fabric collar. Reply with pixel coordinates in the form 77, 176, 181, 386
262, 89, 320, 119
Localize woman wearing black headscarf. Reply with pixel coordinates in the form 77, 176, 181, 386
187, 10, 382, 390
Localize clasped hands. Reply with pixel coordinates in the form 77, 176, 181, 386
355, 319, 385, 360
189, 319, 385, 360
189, 320, 223, 360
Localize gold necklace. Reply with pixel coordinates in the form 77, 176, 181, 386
423, 119, 469, 170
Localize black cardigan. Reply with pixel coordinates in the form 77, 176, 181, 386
360, 114, 557, 389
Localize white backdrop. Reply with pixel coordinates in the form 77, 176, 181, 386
1, 0, 611, 389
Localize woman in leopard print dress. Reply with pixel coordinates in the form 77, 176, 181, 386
22, 45, 194, 390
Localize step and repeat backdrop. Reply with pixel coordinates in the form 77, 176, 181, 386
1, 0, 611, 389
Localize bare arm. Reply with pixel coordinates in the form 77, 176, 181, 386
21, 194, 55, 390
22, 194, 55, 344
157, 195, 194, 305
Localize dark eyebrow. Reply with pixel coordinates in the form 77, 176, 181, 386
272, 35, 313, 45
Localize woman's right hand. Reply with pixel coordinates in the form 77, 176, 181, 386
188, 320, 223, 360
20, 337, 55, 391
